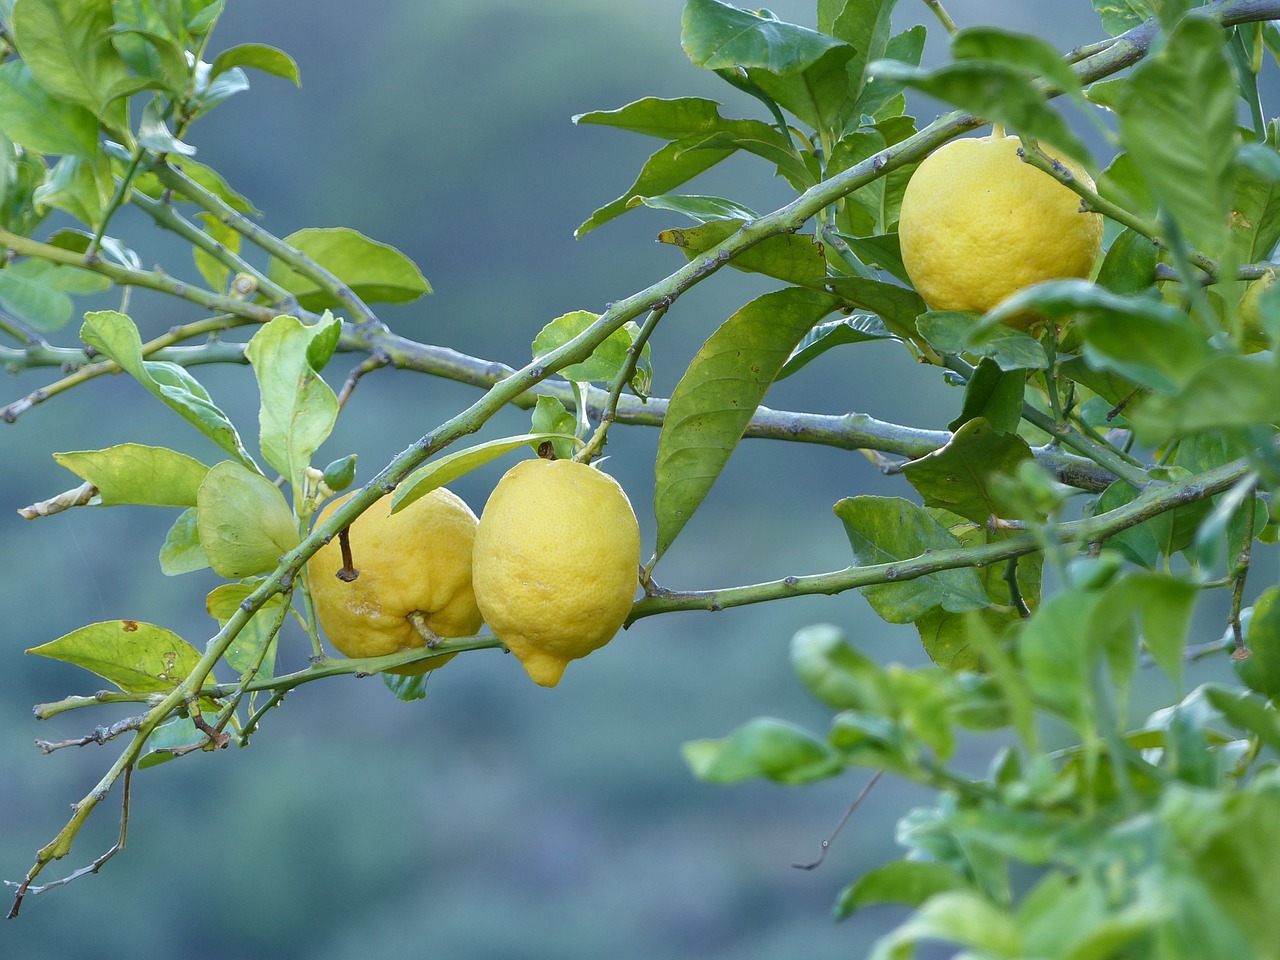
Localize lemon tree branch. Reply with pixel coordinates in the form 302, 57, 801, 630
0, 228, 282, 323
628, 453, 1253, 622
149, 160, 382, 329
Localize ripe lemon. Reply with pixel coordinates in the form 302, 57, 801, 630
471, 458, 641, 687
898, 134, 1103, 320
307, 488, 483, 675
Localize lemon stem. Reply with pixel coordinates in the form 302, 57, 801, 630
922, 0, 959, 35
407, 611, 443, 648
992, 123, 1006, 139
336, 527, 359, 582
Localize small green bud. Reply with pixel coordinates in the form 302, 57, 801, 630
321, 455, 357, 492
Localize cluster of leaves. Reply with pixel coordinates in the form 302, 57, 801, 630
6, 0, 1280, 956
569, 1, 1280, 957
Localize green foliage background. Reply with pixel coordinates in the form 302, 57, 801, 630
1, 1, 1275, 958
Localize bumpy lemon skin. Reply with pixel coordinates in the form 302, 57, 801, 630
307, 488, 483, 676
897, 135, 1104, 321
471, 458, 641, 687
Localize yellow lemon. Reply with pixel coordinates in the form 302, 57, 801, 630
898, 134, 1103, 320
472, 458, 641, 687
307, 488, 482, 675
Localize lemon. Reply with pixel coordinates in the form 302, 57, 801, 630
471, 458, 641, 687
898, 134, 1103, 320
307, 488, 483, 675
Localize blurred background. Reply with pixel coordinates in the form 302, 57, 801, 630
0, 2, 1246, 957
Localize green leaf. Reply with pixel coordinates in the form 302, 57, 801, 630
789, 623, 890, 712
34, 153, 113, 225
1093, 0, 1155, 36
679, 127, 819, 193
109, 1, 189, 91
658, 219, 828, 287
159, 506, 208, 576
26, 619, 202, 693
681, 0, 855, 131
137, 95, 195, 156
11, 0, 130, 128
210, 43, 300, 85
244, 314, 341, 493
1172, 776, 1280, 956
390, 433, 580, 515
951, 26, 1085, 103
1203, 685, 1280, 755
1096, 228, 1159, 295
868, 58, 1089, 163
267, 227, 430, 311
80, 310, 255, 467
653, 288, 840, 561
149, 155, 258, 215
834, 860, 968, 920
836, 232, 910, 284
531, 310, 651, 384
916, 311, 1049, 371
1236, 586, 1280, 699
778, 314, 895, 380
823, 276, 927, 339
948, 358, 1024, 433
903, 418, 1034, 525
1092, 471, 1213, 569
574, 96, 748, 139
869, 890, 1021, 960
1121, 571, 1200, 689
576, 137, 737, 237
824, 0, 901, 115
0, 263, 72, 331
1131, 355, 1280, 440
196, 461, 300, 579
635, 193, 758, 223
858, 25, 925, 120
206, 581, 285, 676
915, 604, 1017, 672
1115, 13, 1237, 257
382, 672, 429, 702
192, 210, 240, 293
1019, 591, 1104, 732
53, 443, 209, 507
529, 397, 579, 461
1229, 141, 1280, 263
137, 715, 203, 769
987, 279, 1212, 392
683, 717, 843, 785
832, 496, 990, 623
0, 60, 98, 156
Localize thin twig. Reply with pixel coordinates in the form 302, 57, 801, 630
0, 228, 283, 323
6, 765, 132, 918
921, 0, 959, 34
1230, 487, 1259, 658
150, 160, 382, 328
1, 315, 255, 423
574, 305, 666, 464
336, 354, 390, 408
34, 717, 144, 754
793, 771, 884, 870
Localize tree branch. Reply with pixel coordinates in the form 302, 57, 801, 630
628, 454, 1253, 621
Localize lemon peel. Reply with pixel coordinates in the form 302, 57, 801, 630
307, 488, 482, 675
471, 458, 641, 687
898, 134, 1103, 322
